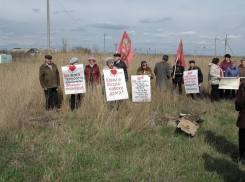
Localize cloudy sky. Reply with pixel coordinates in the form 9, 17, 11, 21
0, 0, 245, 56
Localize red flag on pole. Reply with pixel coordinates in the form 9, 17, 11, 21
175, 39, 186, 68
117, 31, 134, 68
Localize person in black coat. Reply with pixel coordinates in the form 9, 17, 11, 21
188, 60, 203, 99
113, 52, 128, 81
172, 60, 185, 94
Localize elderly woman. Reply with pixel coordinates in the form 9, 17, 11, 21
171, 60, 185, 95
136, 60, 154, 79
208, 58, 223, 102
68, 57, 82, 110
84, 56, 101, 86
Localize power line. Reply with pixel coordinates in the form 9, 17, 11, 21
51, 0, 94, 37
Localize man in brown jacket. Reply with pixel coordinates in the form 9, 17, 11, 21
238, 58, 245, 83
235, 82, 245, 164
39, 55, 60, 110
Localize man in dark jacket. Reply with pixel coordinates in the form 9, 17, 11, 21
113, 52, 128, 81
235, 82, 245, 164
39, 55, 60, 110
188, 60, 203, 99
238, 58, 245, 83
154, 55, 171, 91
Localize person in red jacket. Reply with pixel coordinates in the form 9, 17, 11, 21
84, 57, 101, 86
219, 54, 232, 99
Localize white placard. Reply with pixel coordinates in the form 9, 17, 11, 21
219, 77, 240, 90
131, 75, 151, 102
103, 69, 129, 101
61, 64, 86, 94
184, 70, 199, 94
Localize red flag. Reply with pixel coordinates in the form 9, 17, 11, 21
175, 39, 186, 68
117, 31, 134, 68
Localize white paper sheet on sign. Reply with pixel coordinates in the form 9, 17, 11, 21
184, 70, 199, 94
219, 77, 240, 90
131, 75, 151, 102
103, 69, 129, 101
61, 64, 86, 94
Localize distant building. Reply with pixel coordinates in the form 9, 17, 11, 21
10, 48, 42, 56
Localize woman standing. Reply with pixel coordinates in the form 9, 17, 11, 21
84, 57, 101, 86
208, 58, 223, 102
136, 60, 154, 79
171, 60, 185, 95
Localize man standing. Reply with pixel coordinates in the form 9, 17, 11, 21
154, 55, 171, 91
238, 58, 245, 84
219, 54, 231, 98
188, 60, 203, 99
113, 52, 128, 81
39, 55, 60, 110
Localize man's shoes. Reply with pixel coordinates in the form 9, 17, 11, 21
232, 157, 245, 164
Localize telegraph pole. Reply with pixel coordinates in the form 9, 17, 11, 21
214, 37, 218, 57
104, 33, 107, 53
225, 34, 228, 55
47, 0, 50, 51
114, 43, 117, 52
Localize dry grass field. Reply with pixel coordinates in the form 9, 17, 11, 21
1, 52, 245, 181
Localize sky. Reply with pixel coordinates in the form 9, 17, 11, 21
0, 0, 245, 56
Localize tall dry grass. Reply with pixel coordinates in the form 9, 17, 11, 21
0, 52, 241, 132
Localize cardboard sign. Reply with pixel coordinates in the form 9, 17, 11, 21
61, 64, 86, 94
219, 77, 240, 90
184, 70, 199, 94
131, 75, 151, 102
103, 69, 129, 101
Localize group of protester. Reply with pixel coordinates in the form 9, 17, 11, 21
39, 52, 245, 165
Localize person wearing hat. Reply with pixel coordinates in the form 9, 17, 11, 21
188, 60, 203, 99
154, 55, 171, 91
39, 55, 60, 110
84, 57, 101, 86
219, 54, 232, 99
171, 60, 185, 95
113, 52, 128, 81
68, 57, 82, 110
238, 58, 245, 84
136, 60, 154, 79
102, 57, 119, 109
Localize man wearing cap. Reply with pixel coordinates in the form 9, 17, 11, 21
238, 58, 245, 84
188, 60, 203, 99
154, 55, 171, 91
39, 55, 60, 110
113, 52, 128, 81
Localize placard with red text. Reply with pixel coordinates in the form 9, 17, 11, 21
131, 75, 151, 102
103, 69, 128, 101
61, 64, 86, 94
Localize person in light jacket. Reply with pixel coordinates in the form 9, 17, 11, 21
208, 58, 223, 102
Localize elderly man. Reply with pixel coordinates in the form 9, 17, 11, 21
188, 60, 203, 99
238, 58, 245, 84
39, 55, 60, 110
154, 55, 171, 91
113, 52, 128, 81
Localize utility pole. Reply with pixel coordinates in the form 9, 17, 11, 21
104, 33, 107, 53
47, 0, 50, 51
114, 43, 117, 52
203, 45, 206, 56
214, 37, 218, 57
225, 34, 228, 55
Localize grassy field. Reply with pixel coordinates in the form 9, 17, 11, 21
1, 52, 245, 181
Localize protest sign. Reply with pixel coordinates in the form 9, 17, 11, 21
131, 75, 151, 102
61, 64, 86, 94
184, 70, 199, 94
103, 69, 128, 101
219, 77, 240, 90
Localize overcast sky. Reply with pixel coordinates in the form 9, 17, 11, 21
0, 0, 245, 56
